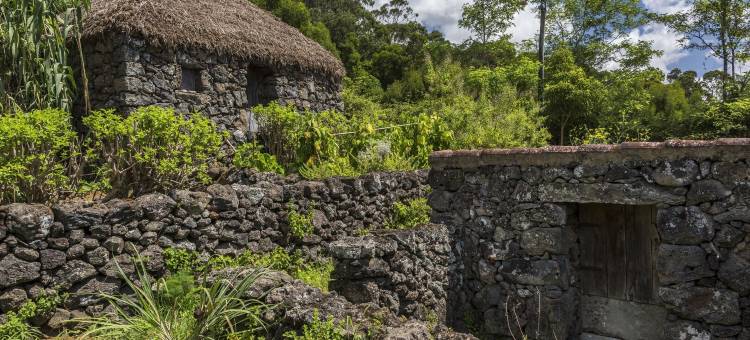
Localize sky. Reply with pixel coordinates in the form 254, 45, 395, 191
373, 0, 745, 75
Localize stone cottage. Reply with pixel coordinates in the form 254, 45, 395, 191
76, 0, 345, 142
429, 139, 750, 340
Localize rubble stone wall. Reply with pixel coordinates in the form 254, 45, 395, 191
329, 224, 453, 322
0, 170, 427, 332
78, 32, 343, 143
429, 140, 750, 340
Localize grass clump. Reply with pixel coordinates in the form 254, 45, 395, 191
164, 247, 335, 294
76, 253, 269, 340
387, 198, 431, 230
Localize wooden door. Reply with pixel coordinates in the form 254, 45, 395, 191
578, 204, 659, 304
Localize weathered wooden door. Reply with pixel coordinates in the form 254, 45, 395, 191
578, 204, 660, 303
577, 204, 665, 340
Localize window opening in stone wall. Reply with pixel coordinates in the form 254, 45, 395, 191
247, 66, 272, 136
576, 203, 660, 304
180, 67, 202, 92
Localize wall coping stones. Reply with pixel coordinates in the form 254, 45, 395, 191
430, 139, 750, 169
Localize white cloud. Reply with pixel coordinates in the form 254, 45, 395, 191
373, 0, 699, 71
629, 23, 688, 71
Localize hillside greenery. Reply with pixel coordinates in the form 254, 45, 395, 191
1, 0, 749, 197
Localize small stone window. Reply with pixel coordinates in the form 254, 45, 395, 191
180, 67, 202, 92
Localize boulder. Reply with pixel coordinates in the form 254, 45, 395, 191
520, 228, 566, 255
40, 249, 67, 270
659, 286, 740, 325
2, 204, 54, 242
0, 254, 41, 288
207, 184, 239, 211
718, 253, 750, 295
657, 206, 715, 245
687, 179, 732, 205
499, 259, 564, 286
0, 288, 27, 312
58, 260, 97, 285
652, 159, 700, 187
173, 190, 212, 215
136, 193, 176, 220
656, 245, 713, 284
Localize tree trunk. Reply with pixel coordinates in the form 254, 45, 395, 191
538, 0, 547, 103
720, 0, 729, 102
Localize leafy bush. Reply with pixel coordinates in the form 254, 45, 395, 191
294, 261, 334, 293
164, 247, 334, 294
77, 253, 268, 339
0, 294, 65, 340
387, 198, 431, 230
233, 142, 285, 175
283, 310, 348, 340
83, 106, 225, 197
299, 156, 359, 180
164, 247, 199, 273
288, 205, 315, 239
0, 109, 78, 204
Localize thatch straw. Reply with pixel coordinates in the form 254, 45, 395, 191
83, 0, 344, 78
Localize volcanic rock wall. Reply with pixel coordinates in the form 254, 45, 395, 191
429, 139, 750, 340
0, 170, 427, 332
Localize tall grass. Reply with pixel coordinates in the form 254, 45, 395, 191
75, 253, 270, 340
0, 0, 90, 112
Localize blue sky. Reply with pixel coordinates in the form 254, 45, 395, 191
374, 0, 744, 75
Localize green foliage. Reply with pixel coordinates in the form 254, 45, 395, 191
283, 310, 350, 340
288, 205, 315, 239
459, 0, 524, 44
164, 247, 200, 273
0, 109, 77, 203
299, 157, 359, 180
233, 142, 285, 175
83, 106, 224, 197
0, 294, 66, 340
77, 252, 268, 340
387, 198, 431, 230
294, 261, 335, 292
0, 0, 90, 112
163, 247, 334, 295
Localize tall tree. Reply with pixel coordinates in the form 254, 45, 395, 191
544, 0, 653, 70
662, 0, 750, 101
459, 0, 524, 44
373, 0, 417, 25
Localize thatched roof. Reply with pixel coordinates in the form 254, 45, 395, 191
83, 0, 344, 79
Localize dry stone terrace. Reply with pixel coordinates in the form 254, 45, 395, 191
2, 139, 750, 339
429, 139, 750, 340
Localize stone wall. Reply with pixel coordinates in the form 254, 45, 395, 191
329, 224, 453, 322
0, 170, 427, 332
77, 32, 343, 143
429, 140, 750, 340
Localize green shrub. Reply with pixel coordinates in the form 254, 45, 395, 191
0, 294, 65, 340
294, 261, 334, 293
0, 109, 77, 203
288, 205, 315, 239
164, 247, 199, 273
283, 310, 347, 340
233, 141, 285, 175
387, 198, 431, 229
83, 106, 225, 197
299, 157, 359, 180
